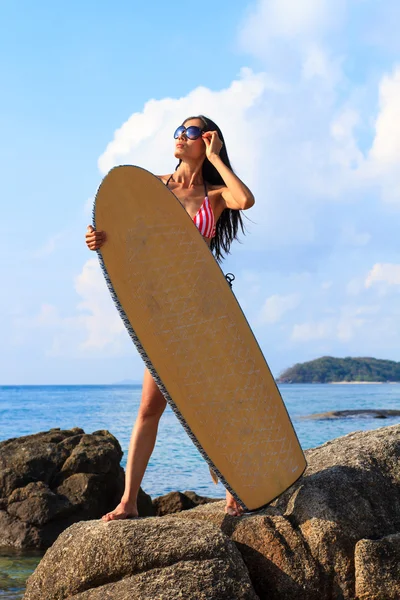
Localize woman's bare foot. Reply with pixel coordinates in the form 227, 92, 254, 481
101, 499, 139, 522
225, 489, 244, 517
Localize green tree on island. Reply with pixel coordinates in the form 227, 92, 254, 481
277, 357, 400, 383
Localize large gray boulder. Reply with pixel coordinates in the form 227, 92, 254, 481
23, 517, 259, 600
0, 428, 154, 549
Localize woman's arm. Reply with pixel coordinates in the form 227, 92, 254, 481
202, 131, 255, 210
210, 154, 255, 210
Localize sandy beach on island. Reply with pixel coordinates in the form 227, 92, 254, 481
329, 381, 400, 384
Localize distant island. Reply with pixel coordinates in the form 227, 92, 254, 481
277, 356, 400, 384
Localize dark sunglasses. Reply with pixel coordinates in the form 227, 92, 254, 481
173, 125, 204, 140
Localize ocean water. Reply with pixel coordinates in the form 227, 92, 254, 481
0, 383, 399, 598
1, 383, 399, 499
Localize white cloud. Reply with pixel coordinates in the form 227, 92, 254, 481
259, 293, 301, 324
12, 259, 130, 356
353, 305, 380, 316
237, 2, 400, 212
291, 304, 381, 343
84, 196, 94, 218
92, 29, 400, 265
369, 67, 400, 166
34, 232, 66, 259
12, 303, 80, 353
329, 108, 364, 171
336, 308, 366, 342
98, 68, 270, 186
365, 263, 400, 288
35, 303, 59, 326
74, 259, 126, 350
302, 44, 342, 85
240, 0, 346, 52
11, 304, 61, 347
361, 66, 400, 204
346, 277, 364, 297
340, 224, 371, 247
233, 270, 263, 312
292, 320, 332, 342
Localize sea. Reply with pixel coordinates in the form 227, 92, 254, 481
0, 383, 399, 598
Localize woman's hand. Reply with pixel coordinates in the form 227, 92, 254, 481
202, 130, 223, 160
86, 225, 106, 250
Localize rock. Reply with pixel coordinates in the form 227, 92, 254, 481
23, 517, 259, 600
183, 490, 222, 506
169, 501, 323, 599
232, 512, 323, 599
170, 424, 400, 600
0, 428, 153, 549
67, 559, 257, 600
301, 409, 400, 419
8, 481, 72, 525
19, 424, 400, 599
272, 424, 400, 599
152, 490, 221, 516
355, 533, 400, 600
152, 491, 196, 515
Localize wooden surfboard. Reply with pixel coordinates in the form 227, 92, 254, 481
93, 165, 307, 512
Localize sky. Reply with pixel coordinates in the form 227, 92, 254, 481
1, 0, 400, 384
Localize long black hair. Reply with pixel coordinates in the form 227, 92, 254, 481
176, 114, 247, 263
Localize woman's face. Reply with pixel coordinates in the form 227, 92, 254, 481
173, 118, 206, 162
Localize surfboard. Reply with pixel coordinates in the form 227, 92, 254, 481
93, 165, 307, 512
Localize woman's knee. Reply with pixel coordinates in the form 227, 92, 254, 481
138, 367, 167, 420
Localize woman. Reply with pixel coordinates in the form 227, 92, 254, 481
86, 115, 255, 518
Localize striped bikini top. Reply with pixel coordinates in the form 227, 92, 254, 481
166, 174, 216, 239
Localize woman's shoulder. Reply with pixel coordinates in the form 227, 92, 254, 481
156, 174, 171, 184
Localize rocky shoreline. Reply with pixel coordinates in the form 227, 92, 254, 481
0, 425, 399, 599
0, 428, 222, 551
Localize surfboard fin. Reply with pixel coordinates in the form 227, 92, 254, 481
209, 466, 219, 485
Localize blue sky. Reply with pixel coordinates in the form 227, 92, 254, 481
1, 0, 400, 384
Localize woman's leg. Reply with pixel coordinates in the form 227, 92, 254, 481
101, 367, 167, 521
101, 366, 244, 520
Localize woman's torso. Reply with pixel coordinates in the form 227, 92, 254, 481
158, 175, 225, 246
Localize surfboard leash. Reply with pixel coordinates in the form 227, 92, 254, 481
225, 273, 235, 289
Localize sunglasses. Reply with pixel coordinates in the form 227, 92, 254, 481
173, 125, 204, 140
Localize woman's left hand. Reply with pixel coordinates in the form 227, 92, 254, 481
202, 130, 223, 159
